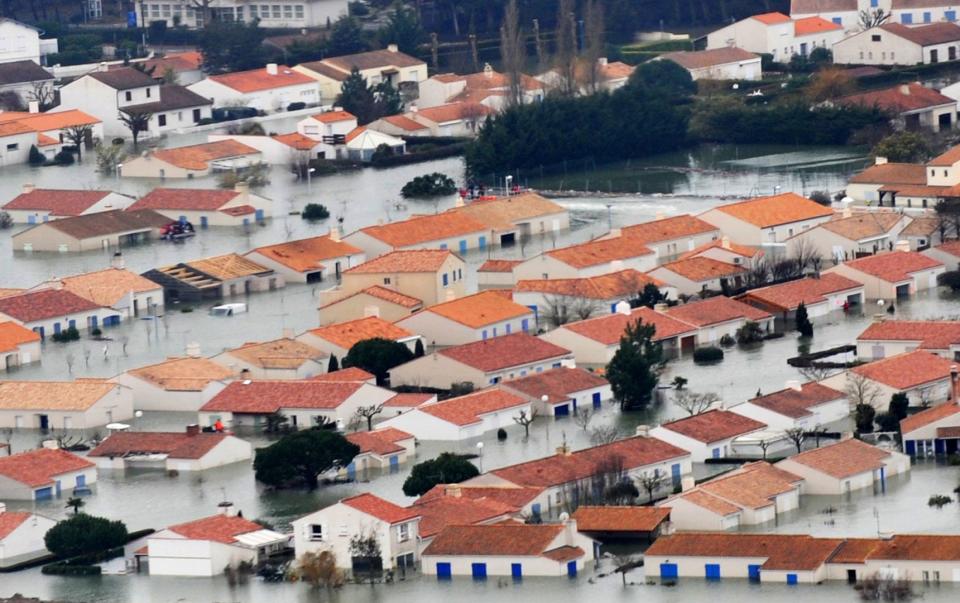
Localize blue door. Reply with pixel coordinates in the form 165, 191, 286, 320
660, 563, 678, 579
27, 215, 35, 225
671, 463, 682, 487
389, 455, 399, 473
592, 392, 601, 408
53, 322, 61, 335
901, 12, 913, 23
879, 466, 886, 492
705, 564, 721, 580
787, 573, 798, 585
554, 404, 570, 417
347, 462, 356, 480
34, 326, 44, 339
948, 10, 957, 20
255, 209, 264, 222
505, 323, 511, 334
35, 487, 53, 500
712, 448, 721, 459
511, 563, 522, 579
471, 562, 487, 580
68, 320, 76, 330
936, 439, 946, 455
436, 562, 452, 580
924, 11, 932, 22
89, 315, 98, 330
200, 216, 208, 229
76, 474, 86, 488
531, 503, 541, 518
479, 236, 486, 250
567, 561, 577, 577
905, 440, 916, 456
243, 218, 250, 227
748, 564, 761, 582
521, 318, 529, 332
459, 240, 468, 254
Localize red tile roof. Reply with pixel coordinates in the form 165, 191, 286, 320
382, 114, 429, 131
0, 288, 103, 323
0, 512, 33, 540
866, 534, 960, 561
492, 435, 688, 488
422, 523, 568, 557
384, 392, 434, 407
900, 402, 960, 435
167, 514, 265, 544
89, 431, 229, 460
646, 533, 843, 571
781, 438, 891, 478
849, 162, 927, 185
572, 506, 671, 532
311, 367, 376, 382
794, 15, 842, 35
563, 306, 696, 345
0, 448, 93, 487
418, 484, 543, 508
746, 382, 845, 419
711, 193, 834, 228
2, 189, 112, 216
341, 493, 420, 524
310, 110, 356, 123
272, 132, 319, 150
841, 82, 955, 113
546, 236, 653, 269
127, 188, 241, 211
251, 234, 361, 272
322, 286, 423, 311
838, 250, 943, 283
145, 140, 259, 171
0, 320, 41, 352
851, 349, 954, 389
752, 11, 791, 23
880, 22, 960, 47
680, 239, 762, 260
478, 259, 522, 272
858, 320, 960, 350
675, 489, 741, 516
417, 388, 529, 426
515, 269, 664, 300
438, 333, 571, 372
931, 240, 960, 258
200, 380, 364, 413
655, 256, 746, 282
345, 427, 412, 456
308, 316, 414, 350
209, 65, 315, 92
665, 296, 771, 327
502, 367, 608, 404
738, 273, 863, 312
413, 290, 531, 328
356, 213, 487, 248
345, 249, 454, 274
660, 409, 766, 443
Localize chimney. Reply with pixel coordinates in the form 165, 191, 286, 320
445, 484, 462, 498
0, 502, 5, 514
874, 156, 888, 166
680, 476, 695, 492
111, 251, 125, 270
282, 327, 294, 339
387, 43, 398, 53
895, 240, 910, 252
185, 424, 200, 436
234, 181, 250, 195
609, 227, 622, 238
900, 84, 910, 95
266, 63, 278, 75
615, 300, 631, 315
22, 183, 35, 194
409, 104, 418, 113
635, 424, 650, 437
28, 101, 39, 114
445, 289, 456, 302
721, 235, 731, 250
653, 302, 668, 312
185, 342, 201, 357
454, 196, 465, 207
556, 444, 572, 456
483, 62, 493, 78
598, 57, 608, 66
785, 380, 802, 392
329, 225, 340, 242
842, 207, 853, 219
363, 305, 380, 318
217, 501, 237, 516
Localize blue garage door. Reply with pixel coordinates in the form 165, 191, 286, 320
35, 487, 53, 500
472, 563, 487, 580
436, 562, 451, 579
748, 565, 761, 582
567, 561, 577, 577
511, 563, 522, 579
660, 563, 678, 579
705, 564, 721, 580
554, 404, 570, 417
787, 573, 798, 585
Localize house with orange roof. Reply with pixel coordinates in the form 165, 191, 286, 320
834, 22, 960, 66
343, 427, 416, 477
856, 318, 960, 360
846, 158, 929, 205
498, 366, 611, 417
477, 259, 522, 288
447, 192, 571, 246
822, 349, 955, 408
571, 505, 672, 540
824, 249, 944, 298
127, 184, 272, 227
344, 212, 489, 258
59, 67, 211, 139
143, 504, 289, 576
678, 236, 763, 269
597, 214, 720, 263
421, 520, 594, 578
0, 321, 41, 372
661, 48, 762, 81
663, 296, 774, 344
648, 256, 749, 296
109, 51, 205, 85
294, 45, 427, 104
705, 12, 844, 62
211, 337, 328, 380
776, 437, 910, 495
513, 269, 674, 318
412, 489, 520, 548
900, 399, 960, 458
540, 304, 698, 365
2, 184, 134, 223
119, 139, 262, 179
513, 234, 658, 282
390, 332, 575, 389
922, 238, 960, 269
366, 113, 432, 137
536, 55, 637, 94
143, 252, 282, 303
245, 230, 364, 283
89, 425, 252, 471
0, 448, 97, 501
418, 63, 545, 111
0, 380, 134, 430
0, 505, 57, 568
404, 101, 494, 137
292, 109, 402, 162
379, 388, 532, 441
114, 355, 233, 412
737, 273, 865, 320
318, 285, 424, 325
729, 381, 849, 430
207, 130, 327, 165
839, 82, 958, 132
394, 290, 536, 347
0, 107, 104, 166
298, 315, 420, 358
0, 288, 118, 340
785, 210, 912, 262
651, 409, 770, 463
698, 193, 835, 246
187, 63, 319, 111
48, 265, 164, 318
292, 492, 420, 571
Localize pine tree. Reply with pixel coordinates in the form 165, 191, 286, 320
606, 319, 664, 411
414, 339, 425, 357
796, 302, 814, 337
328, 354, 339, 373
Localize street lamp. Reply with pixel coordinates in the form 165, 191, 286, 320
115, 163, 123, 182
505, 174, 513, 197
307, 167, 316, 194
476, 441, 484, 472
605, 203, 613, 231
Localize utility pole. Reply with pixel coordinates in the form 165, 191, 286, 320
469, 33, 479, 71
430, 32, 439, 71
532, 19, 543, 66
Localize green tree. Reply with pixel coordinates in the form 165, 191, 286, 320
630, 282, 666, 309
402, 452, 479, 496
118, 109, 152, 149
871, 132, 931, 163
889, 392, 909, 423
854, 403, 877, 434
735, 321, 764, 344
44, 514, 128, 558
336, 68, 377, 124
328, 354, 339, 372
343, 337, 414, 385
373, 80, 402, 119
302, 203, 331, 220
379, 5, 425, 55
348, 531, 382, 585
327, 15, 366, 57
626, 59, 696, 99
65, 496, 85, 515
199, 21, 266, 74
401, 173, 457, 198
254, 429, 360, 490
607, 319, 664, 411
413, 339, 425, 357
796, 302, 814, 337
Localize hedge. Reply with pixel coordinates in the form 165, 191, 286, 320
371, 141, 467, 168
693, 346, 724, 363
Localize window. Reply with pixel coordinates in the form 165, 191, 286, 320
398, 522, 409, 541
383, 277, 391, 285
310, 524, 323, 541
261, 4, 270, 15
146, 87, 152, 98
924, 11, 932, 22
870, 0, 878, 6
295, 4, 303, 18
832, 16, 841, 24
158, 114, 167, 127
272, 4, 281, 17
552, 362, 562, 368
338, 524, 348, 536
901, 12, 912, 23
161, 3, 171, 16
442, 273, 449, 286
283, 4, 292, 17
249, 5, 257, 16
125, 91, 132, 101
6, 143, 18, 151
505, 323, 511, 334
193, 108, 201, 122
871, 34, 881, 42
860, 51, 864, 59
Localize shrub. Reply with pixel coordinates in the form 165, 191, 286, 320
938, 270, 960, 291
497, 427, 507, 440
718, 334, 736, 348
929, 495, 952, 508
693, 346, 724, 363
401, 172, 457, 198
54, 150, 75, 165
90, 328, 103, 337
287, 101, 306, 111
809, 190, 831, 206
302, 203, 330, 221
735, 321, 764, 345
28, 145, 45, 166
0, 211, 12, 230
51, 326, 80, 343
45, 514, 128, 558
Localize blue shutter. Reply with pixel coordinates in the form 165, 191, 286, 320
554, 404, 570, 417
705, 564, 721, 580
671, 463, 681, 487
521, 318, 529, 332
255, 209, 264, 221
787, 574, 798, 585
471, 563, 487, 580
459, 240, 468, 254
389, 455, 399, 472
924, 11, 932, 22
832, 16, 841, 24
34, 487, 53, 500
479, 236, 486, 250
27, 215, 36, 224
712, 448, 721, 459
440, 243, 448, 250
948, 10, 957, 20
901, 12, 912, 23
905, 440, 916, 456
200, 216, 208, 228
567, 561, 577, 577
436, 562, 452, 579
53, 322, 61, 335
660, 563, 678, 579
505, 323, 511, 334
442, 273, 449, 287
511, 563, 522, 579
482, 330, 488, 340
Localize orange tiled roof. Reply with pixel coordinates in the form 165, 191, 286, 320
143, 140, 259, 171
662, 48, 760, 70
660, 409, 766, 443
0, 448, 93, 487
902, 216, 943, 237
417, 388, 528, 426
752, 11, 791, 23
423, 523, 569, 557
647, 533, 844, 571
357, 213, 487, 248
781, 438, 891, 478
201, 380, 363, 413
167, 514, 266, 544
931, 240, 960, 258
310, 110, 356, 123
819, 212, 904, 241
794, 15, 842, 35
711, 193, 834, 228
562, 306, 696, 345
838, 250, 943, 283
251, 235, 361, 273
515, 269, 663, 300
0, 109, 101, 132
0, 380, 117, 411
665, 295, 771, 327
128, 356, 233, 391
849, 162, 927, 185
209, 65, 315, 92
414, 290, 531, 328
501, 367, 608, 404
308, 316, 413, 350
342, 493, 420, 524
89, 431, 229, 460
128, 188, 242, 211
346, 427, 413, 456
183, 253, 271, 280
384, 391, 434, 407
900, 401, 960, 435
675, 489, 741, 516
546, 236, 653, 269
738, 273, 863, 312
2, 189, 112, 216
272, 132, 320, 150
692, 463, 800, 510
0, 289, 102, 322
382, 114, 429, 131
929, 143, 960, 166
345, 249, 454, 274
224, 337, 326, 369
438, 333, 570, 372
747, 382, 845, 419
0, 321, 40, 353
418, 483, 543, 508
572, 506, 671, 532
311, 367, 376, 382
858, 320, 960, 350
841, 82, 955, 113
414, 102, 493, 124
851, 349, 954, 389
60, 267, 161, 308
656, 256, 746, 281
322, 285, 423, 310
478, 259, 521, 272
413, 494, 516, 538
680, 239, 762, 260
448, 193, 566, 232
0, 511, 33, 540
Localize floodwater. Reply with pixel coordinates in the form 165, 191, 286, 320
0, 141, 949, 602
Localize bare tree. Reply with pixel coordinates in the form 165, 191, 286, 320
118, 109, 152, 149
572, 406, 594, 431
65, 352, 76, 374
612, 554, 643, 586
513, 408, 537, 437
499, 0, 526, 109
581, 0, 605, 94
674, 390, 720, 415
746, 258, 770, 288
798, 365, 834, 382
858, 8, 890, 30
27, 81, 55, 111
636, 471, 667, 503
299, 551, 344, 588
757, 438, 771, 460
791, 237, 817, 276
553, 0, 578, 97
784, 427, 806, 454
65, 124, 93, 162
589, 424, 620, 445
857, 571, 914, 601
845, 372, 882, 410
541, 294, 601, 328
918, 386, 934, 408
82, 346, 91, 368
353, 403, 385, 431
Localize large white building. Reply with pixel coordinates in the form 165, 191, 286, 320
792, 0, 960, 30
705, 12, 844, 63
833, 22, 960, 65
135, 0, 347, 29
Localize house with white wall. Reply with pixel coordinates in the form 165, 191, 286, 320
293, 46, 427, 104
651, 409, 768, 463
319, 286, 424, 325
784, 211, 911, 263
900, 399, 960, 458
705, 12, 844, 62
825, 249, 945, 299
839, 83, 958, 133
0, 18, 46, 64
834, 22, 960, 65
856, 319, 960, 360
729, 381, 849, 431
0, 506, 57, 569
343, 212, 489, 258
119, 140, 261, 179
0, 448, 96, 501
247, 232, 364, 284
379, 388, 531, 441
55, 266, 163, 319
126, 185, 272, 227
698, 193, 835, 246
212, 337, 327, 380
135, 0, 347, 29
292, 493, 420, 571
663, 296, 774, 345
144, 253, 282, 303
1, 186, 133, 223
343, 427, 416, 477
395, 290, 535, 347
661, 48, 762, 80
513, 269, 672, 319
418, 63, 544, 111
0, 380, 134, 430
88, 426, 252, 471
737, 273, 865, 321
513, 236, 658, 281
820, 350, 954, 408
187, 64, 319, 112
648, 257, 749, 295
611, 214, 721, 264
114, 356, 231, 412
776, 438, 910, 495
299, 316, 419, 359
499, 367, 611, 417
924, 239, 960, 269
0, 60, 52, 105
447, 192, 571, 247
0, 321, 41, 372
0, 288, 117, 339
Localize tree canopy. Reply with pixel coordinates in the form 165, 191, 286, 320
254, 429, 360, 490
402, 453, 479, 496
607, 319, 664, 411
871, 132, 931, 163
343, 337, 414, 385
335, 68, 402, 125
199, 20, 266, 74
379, 6, 425, 55
45, 514, 128, 558
401, 173, 457, 198
327, 16, 366, 57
